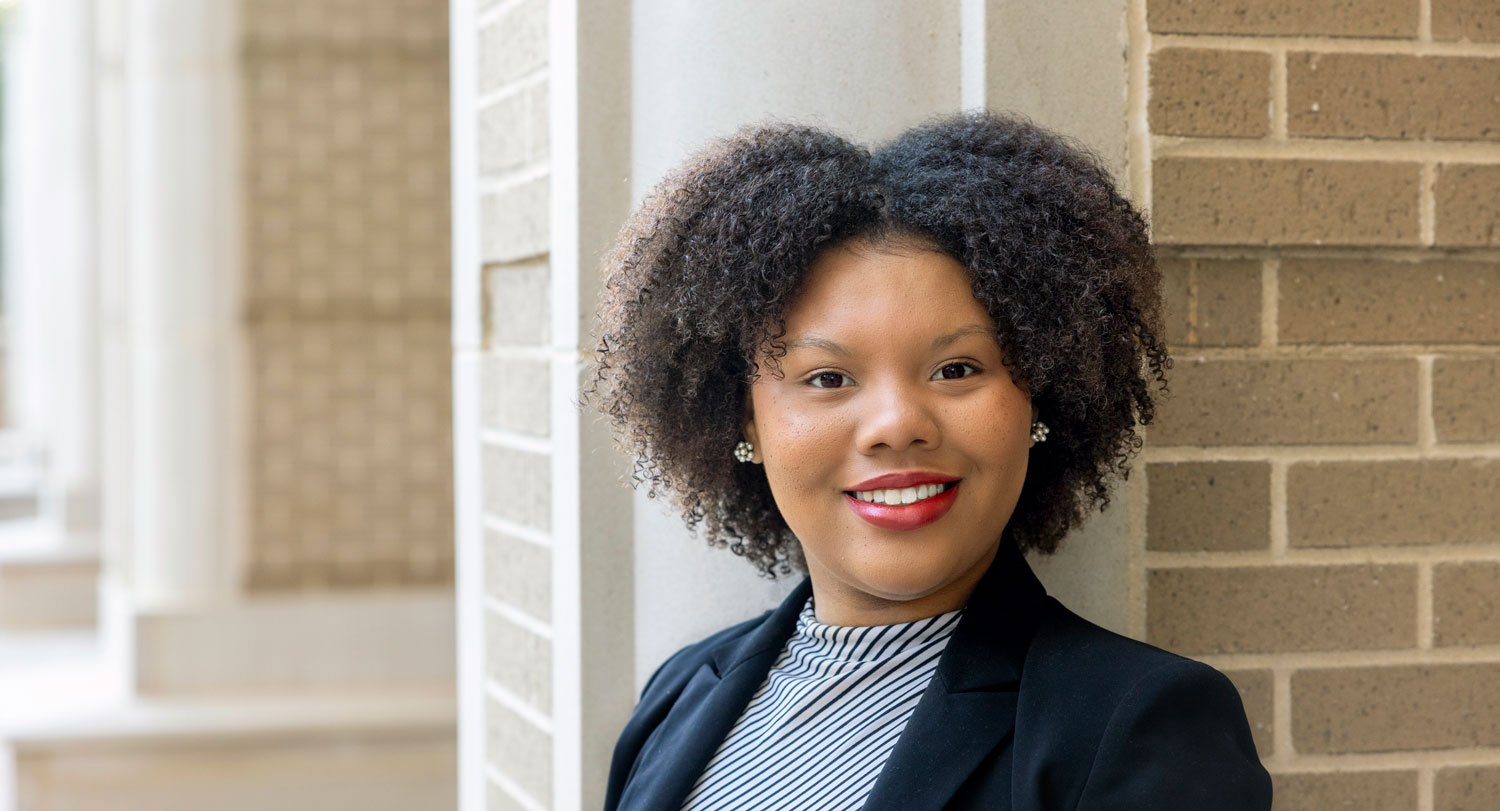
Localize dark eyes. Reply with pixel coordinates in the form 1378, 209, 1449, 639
804, 363, 979, 389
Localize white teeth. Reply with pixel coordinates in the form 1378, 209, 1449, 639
851, 482, 951, 505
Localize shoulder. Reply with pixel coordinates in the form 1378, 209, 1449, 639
637, 611, 770, 702
1014, 597, 1271, 810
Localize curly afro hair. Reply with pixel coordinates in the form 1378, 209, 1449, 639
590, 111, 1169, 578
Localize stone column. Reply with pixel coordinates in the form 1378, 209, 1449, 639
119, 0, 243, 609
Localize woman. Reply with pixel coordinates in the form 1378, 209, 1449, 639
591, 112, 1271, 810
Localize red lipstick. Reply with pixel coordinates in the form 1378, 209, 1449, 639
844, 480, 961, 531
847, 471, 960, 491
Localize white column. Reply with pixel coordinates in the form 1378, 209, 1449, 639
628, 0, 964, 690
120, 0, 243, 609
1, 0, 101, 544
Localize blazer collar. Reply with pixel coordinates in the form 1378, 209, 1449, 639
861, 539, 1048, 811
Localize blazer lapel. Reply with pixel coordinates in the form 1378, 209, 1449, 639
616, 578, 813, 811
862, 542, 1048, 811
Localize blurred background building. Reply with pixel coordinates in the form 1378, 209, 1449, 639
1, 0, 1497, 810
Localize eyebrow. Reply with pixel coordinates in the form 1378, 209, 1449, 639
784, 324, 995, 355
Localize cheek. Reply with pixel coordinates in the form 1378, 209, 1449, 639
755, 398, 852, 493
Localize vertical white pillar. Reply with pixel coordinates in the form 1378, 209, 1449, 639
550, 1, 635, 806
121, 0, 243, 609
1, 0, 101, 544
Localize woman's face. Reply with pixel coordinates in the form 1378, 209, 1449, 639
744, 240, 1036, 626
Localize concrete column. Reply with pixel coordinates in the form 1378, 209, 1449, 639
120, 0, 243, 609
0, 0, 101, 544
628, 0, 964, 690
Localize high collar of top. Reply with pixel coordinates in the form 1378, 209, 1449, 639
793, 598, 963, 665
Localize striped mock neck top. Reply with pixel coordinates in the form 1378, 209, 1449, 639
680, 597, 964, 811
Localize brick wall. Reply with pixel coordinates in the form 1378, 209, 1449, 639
241, 0, 453, 589
471, 0, 555, 807
1135, 1, 1500, 807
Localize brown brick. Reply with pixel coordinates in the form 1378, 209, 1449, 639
1272, 771, 1418, 811
1148, 0, 1418, 37
1222, 669, 1274, 757
1434, 0, 1500, 42
1289, 53, 1500, 141
1435, 562, 1500, 646
1437, 766, 1500, 811
1279, 258, 1500, 344
1150, 49, 1272, 138
1434, 357, 1500, 442
1147, 564, 1416, 654
1151, 358, 1418, 446
1160, 257, 1263, 347
1293, 663, 1500, 753
1436, 165, 1500, 247
1288, 459, 1500, 547
1146, 462, 1271, 551
1152, 158, 1421, 246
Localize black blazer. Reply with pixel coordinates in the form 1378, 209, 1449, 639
604, 541, 1272, 810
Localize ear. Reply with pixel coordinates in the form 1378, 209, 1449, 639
741, 397, 763, 464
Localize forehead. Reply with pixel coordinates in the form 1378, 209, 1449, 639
782, 243, 996, 340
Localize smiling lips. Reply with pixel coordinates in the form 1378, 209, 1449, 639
844, 473, 962, 531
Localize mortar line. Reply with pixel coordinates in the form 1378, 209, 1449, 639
1127, 467, 1150, 641
1272, 667, 1293, 767
1154, 136, 1500, 163
1153, 343, 1500, 359
1159, 245, 1500, 263
485, 766, 548, 811
1419, 767, 1435, 811
1418, 0, 1434, 43
1198, 646, 1500, 669
1269, 460, 1289, 560
1141, 444, 1500, 463
1270, 48, 1288, 140
1261, 257, 1279, 347
1272, 749, 1500, 771
1420, 162, 1438, 246
1185, 260, 1200, 346
1418, 354, 1438, 451
1148, 546, 1500, 567
1418, 561, 1435, 649
1150, 33, 1500, 57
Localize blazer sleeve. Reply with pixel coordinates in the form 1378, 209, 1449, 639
1073, 658, 1272, 810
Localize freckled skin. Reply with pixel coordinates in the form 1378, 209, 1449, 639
743, 242, 1036, 627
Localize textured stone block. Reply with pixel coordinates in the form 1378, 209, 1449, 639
1436, 766, 1500, 811
1434, 0, 1500, 42
477, 0, 547, 93
1159, 257, 1262, 347
1148, 0, 1418, 37
481, 177, 550, 263
487, 697, 552, 805
1147, 565, 1416, 654
485, 259, 551, 347
479, 81, 549, 175
482, 355, 551, 436
483, 445, 551, 531
1434, 357, 1500, 442
1151, 358, 1418, 446
1272, 771, 1418, 811
1289, 53, 1500, 141
485, 529, 551, 622
1146, 462, 1270, 551
1279, 258, 1500, 344
1150, 49, 1272, 138
1436, 165, 1500, 247
1222, 669, 1274, 757
1434, 562, 1500, 646
1288, 459, 1500, 547
486, 608, 551, 713
1152, 158, 1421, 246
1293, 664, 1500, 753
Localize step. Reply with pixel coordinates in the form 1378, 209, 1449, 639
0, 524, 99, 631
1, 688, 457, 811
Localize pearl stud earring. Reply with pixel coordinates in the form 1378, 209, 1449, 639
1030, 421, 1050, 443
733, 440, 754, 462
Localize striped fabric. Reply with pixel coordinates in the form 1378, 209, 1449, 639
680, 598, 964, 811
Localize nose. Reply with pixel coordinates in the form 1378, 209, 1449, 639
854, 379, 941, 454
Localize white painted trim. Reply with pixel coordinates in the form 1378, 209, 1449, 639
450, 1, 485, 808
960, 0, 986, 110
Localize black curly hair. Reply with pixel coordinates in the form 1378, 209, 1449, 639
590, 111, 1169, 578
